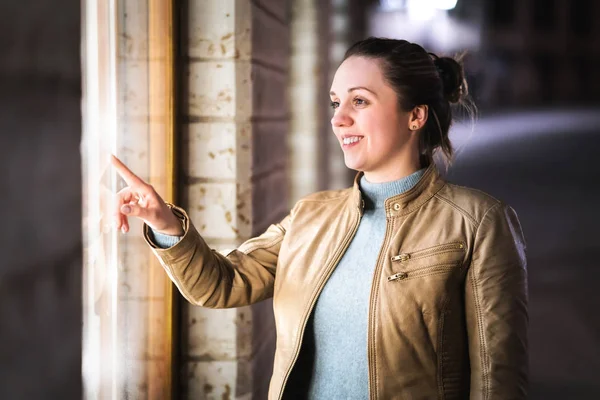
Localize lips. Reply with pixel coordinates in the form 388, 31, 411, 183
342, 135, 364, 146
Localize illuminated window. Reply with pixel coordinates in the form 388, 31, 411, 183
81, 0, 176, 398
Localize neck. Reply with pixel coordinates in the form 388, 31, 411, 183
362, 146, 422, 183
363, 162, 422, 183
360, 168, 426, 209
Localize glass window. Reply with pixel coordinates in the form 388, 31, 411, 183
81, 0, 176, 398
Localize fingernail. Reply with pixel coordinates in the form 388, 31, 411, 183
121, 226, 127, 234
122, 205, 131, 214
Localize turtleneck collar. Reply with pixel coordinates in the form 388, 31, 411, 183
359, 169, 426, 210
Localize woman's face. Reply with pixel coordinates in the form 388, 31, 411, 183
329, 56, 419, 182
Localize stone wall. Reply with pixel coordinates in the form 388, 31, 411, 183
179, 1, 290, 398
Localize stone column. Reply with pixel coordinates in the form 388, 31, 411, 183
180, 1, 290, 398
328, 0, 355, 189
289, 0, 333, 202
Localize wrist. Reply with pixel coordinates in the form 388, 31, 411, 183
154, 226, 184, 236
154, 208, 185, 236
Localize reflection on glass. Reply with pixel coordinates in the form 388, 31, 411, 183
82, 0, 175, 398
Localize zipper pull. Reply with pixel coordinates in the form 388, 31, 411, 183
387, 272, 408, 282
357, 198, 365, 216
391, 253, 410, 262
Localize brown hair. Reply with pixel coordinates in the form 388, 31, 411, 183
343, 37, 474, 168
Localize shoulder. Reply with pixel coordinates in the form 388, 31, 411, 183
289, 187, 353, 216
295, 187, 353, 204
435, 182, 508, 226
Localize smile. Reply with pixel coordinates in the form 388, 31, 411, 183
342, 136, 363, 145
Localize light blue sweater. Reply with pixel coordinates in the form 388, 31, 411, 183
151, 169, 426, 399
285, 169, 426, 399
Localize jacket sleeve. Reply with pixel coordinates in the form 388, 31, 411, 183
143, 204, 290, 308
465, 203, 529, 399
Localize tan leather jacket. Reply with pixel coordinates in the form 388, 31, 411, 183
145, 165, 528, 400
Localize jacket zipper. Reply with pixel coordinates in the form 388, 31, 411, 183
387, 264, 457, 282
390, 241, 465, 263
276, 199, 364, 400
367, 214, 394, 400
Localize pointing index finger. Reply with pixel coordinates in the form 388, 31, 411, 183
111, 155, 146, 188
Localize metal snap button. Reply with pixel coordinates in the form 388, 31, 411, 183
393, 203, 401, 211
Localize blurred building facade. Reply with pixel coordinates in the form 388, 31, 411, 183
369, 0, 600, 109
478, 0, 600, 107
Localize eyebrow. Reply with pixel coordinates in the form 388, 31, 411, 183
329, 86, 377, 97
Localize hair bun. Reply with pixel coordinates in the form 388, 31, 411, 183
433, 56, 467, 104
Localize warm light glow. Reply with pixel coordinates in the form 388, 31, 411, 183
406, 0, 436, 21
380, 0, 458, 13
403, 0, 458, 20
81, 0, 120, 398
371, 0, 477, 53
434, 0, 458, 10
82, 1, 176, 398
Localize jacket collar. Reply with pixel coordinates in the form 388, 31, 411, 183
350, 163, 446, 218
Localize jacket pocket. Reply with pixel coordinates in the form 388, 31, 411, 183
387, 262, 460, 282
390, 241, 465, 263
387, 242, 466, 282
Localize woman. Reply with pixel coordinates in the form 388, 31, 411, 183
113, 37, 528, 399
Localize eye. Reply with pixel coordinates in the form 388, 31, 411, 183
353, 97, 368, 106
330, 100, 340, 109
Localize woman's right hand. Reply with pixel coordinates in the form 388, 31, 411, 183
111, 155, 184, 236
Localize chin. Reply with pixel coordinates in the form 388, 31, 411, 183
343, 158, 366, 172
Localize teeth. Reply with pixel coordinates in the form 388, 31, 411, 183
343, 136, 362, 145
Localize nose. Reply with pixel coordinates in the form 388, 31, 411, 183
331, 106, 353, 128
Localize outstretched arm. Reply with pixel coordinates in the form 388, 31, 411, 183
145, 205, 290, 308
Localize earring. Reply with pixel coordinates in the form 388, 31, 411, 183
411, 125, 418, 130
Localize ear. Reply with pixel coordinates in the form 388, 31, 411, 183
408, 105, 428, 131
